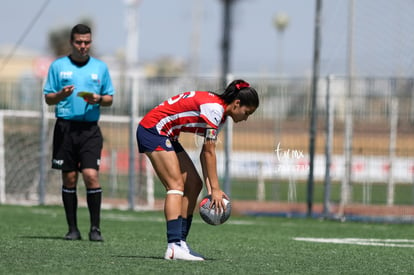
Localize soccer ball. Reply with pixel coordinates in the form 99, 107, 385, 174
199, 195, 231, 225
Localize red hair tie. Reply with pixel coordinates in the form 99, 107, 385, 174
235, 82, 250, 90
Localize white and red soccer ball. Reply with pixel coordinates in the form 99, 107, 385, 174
199, 195, 231, 225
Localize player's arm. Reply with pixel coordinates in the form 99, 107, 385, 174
44, 85, 74, 105
200, 128, 228, 210
200, 139, 218, 193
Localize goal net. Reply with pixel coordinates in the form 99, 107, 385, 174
0, 109, 155, 210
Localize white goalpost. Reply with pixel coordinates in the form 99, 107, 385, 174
0, 109, 155, 209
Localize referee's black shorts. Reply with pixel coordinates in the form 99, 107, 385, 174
52, 118, 103, 172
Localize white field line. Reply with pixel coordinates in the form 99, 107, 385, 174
293, 237, 414, 248
30, 208, 256, 225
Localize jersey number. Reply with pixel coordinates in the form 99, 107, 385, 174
167, 91, 196, 105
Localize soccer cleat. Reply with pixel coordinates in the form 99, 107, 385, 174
164, 243, 204, 261
88, 226, 104, 242
180, 241, 205, 258
64, 229, 82, 240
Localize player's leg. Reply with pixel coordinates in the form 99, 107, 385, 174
145, 150, 183, 249
146, 150, 184, 221
176, 149, 202, 244
145, 150, 204, 261
176, 149, 203, 216
137, 125, 203, 260
176, 149, 204, 257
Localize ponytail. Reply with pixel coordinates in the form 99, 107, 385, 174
217, 79, 259, 108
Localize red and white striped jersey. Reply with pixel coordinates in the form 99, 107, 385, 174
139, 91, 227, 139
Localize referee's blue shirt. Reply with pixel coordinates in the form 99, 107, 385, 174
43, 56, 115, 122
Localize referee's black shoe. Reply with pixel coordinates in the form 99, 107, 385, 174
64, 229, 81, 240
89, 226, 104, 242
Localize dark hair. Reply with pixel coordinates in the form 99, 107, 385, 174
70, 24, 91, 41
217, 79, 259, 108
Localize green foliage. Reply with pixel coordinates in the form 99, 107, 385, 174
1, 205, 413, 274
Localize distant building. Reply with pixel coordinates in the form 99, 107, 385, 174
0, 45, 52, 80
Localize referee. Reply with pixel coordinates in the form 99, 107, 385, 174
43, 24, 115, 241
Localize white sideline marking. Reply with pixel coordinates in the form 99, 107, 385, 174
29, 208, 256, 225
293, 237, 414, 248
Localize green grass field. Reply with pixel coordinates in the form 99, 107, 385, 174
1, 204, 414, 274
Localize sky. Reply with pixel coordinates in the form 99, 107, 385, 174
1, 0, 414, 77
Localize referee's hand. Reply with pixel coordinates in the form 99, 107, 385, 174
83, 93, 102, 105
61, 85, 74, 97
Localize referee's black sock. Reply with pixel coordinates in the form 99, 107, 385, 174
87, 188, 102, 230
62, 186, 78, 232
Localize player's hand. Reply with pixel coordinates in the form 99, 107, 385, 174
210, 189, 229, 212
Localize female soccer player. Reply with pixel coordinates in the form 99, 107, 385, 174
136, 79, 259, 261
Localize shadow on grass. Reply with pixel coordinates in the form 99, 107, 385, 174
20, 235, 65, 240
112, 255, 217, 261
112, 255, 163, 260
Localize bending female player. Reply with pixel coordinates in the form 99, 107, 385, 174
136, 79, 259, 261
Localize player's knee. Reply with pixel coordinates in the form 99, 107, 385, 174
166, 189, 184, 196
166, 179, 184, 192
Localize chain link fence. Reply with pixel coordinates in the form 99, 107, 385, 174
1, 75, 414, 221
